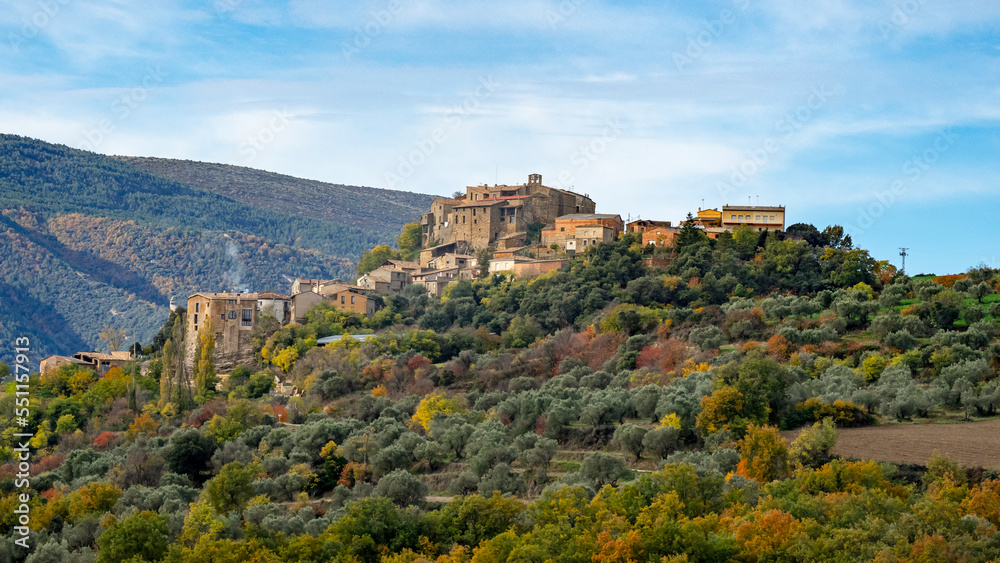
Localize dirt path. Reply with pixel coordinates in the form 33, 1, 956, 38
825, 418, 1000, 469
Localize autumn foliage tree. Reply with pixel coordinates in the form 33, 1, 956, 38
735, 424, 791, 483
194, 318, 218, 402
412, 390, 466, 432
696, 385, 744, 436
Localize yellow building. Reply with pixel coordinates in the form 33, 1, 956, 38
721, 205, 785, 232
694, 208, 722, 228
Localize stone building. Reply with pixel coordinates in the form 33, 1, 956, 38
419, 241, 475, 268
626, 219, 673, 235
318, 283, 380, 317
40, 352, 132, 376
186, 292, 259, 372
420, 174, 595, 250
290, 284, 380, 322
412, 267, 475, 298
425, 253, 476, 271
290, 291, 326, 324
510, 259, 568, 278
541, 213, 623, 251
567, 225, 616, 253
625, 219, 677, 247
39, 355, 93, 374
257, 293, 291, 324
291, 277, 344, 295
358, 260, 421, 294
489, 256, 533, 273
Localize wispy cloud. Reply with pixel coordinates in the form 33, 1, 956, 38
0, 0, 997, 273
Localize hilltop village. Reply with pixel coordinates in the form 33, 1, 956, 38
41, 173, 786, 380
23, 171, 1000, 563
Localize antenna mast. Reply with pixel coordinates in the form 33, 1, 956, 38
899, 248, 909, 274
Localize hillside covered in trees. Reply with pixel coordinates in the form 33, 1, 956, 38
3, 226, 1000, 561
120, 157, 433, 233
0, 135, 434, 359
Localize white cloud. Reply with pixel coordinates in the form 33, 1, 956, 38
0, 0, 997, 274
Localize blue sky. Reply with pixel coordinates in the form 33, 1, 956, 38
1, 0, 998, 275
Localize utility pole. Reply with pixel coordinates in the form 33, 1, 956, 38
899, 248, 909, 274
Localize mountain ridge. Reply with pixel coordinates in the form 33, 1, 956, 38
0, 134, 434, 359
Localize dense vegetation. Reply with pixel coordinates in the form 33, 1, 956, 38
3, 224, 1000, 561
121, 157, 433, 235
0, 135, 433, 359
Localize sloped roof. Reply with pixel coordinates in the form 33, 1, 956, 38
73, 351, 132, 362
556, 214, 621, 220
453, 199, 506, 209
189, 292, 259, 300
381, 260, 421, 270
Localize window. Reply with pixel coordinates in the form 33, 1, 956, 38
756, 215, 761, 221
771, 215, 776, 221
472, 208, 476, 216
341, 296, 346, 304
229, 311, 237, 319
351, 296, 355, 304
229, 300, 235, 304
194, 314, 198, 325
738, 215, 743, 221
731, 215, 736, 220
195, 303, 200, 313
560, 227, 565, 232
242, 309, 252, 326
221, 314, 225, 320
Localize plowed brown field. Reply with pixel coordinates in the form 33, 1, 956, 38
792, 418, 1000, 469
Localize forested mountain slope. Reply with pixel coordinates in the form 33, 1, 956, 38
120, 156, 434, 232
0, 135, 431, 359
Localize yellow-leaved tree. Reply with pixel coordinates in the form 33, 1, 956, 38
412, 390, 466, 432
735, 424, 791, 483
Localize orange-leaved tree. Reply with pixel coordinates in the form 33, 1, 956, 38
735, 424, 790, 483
